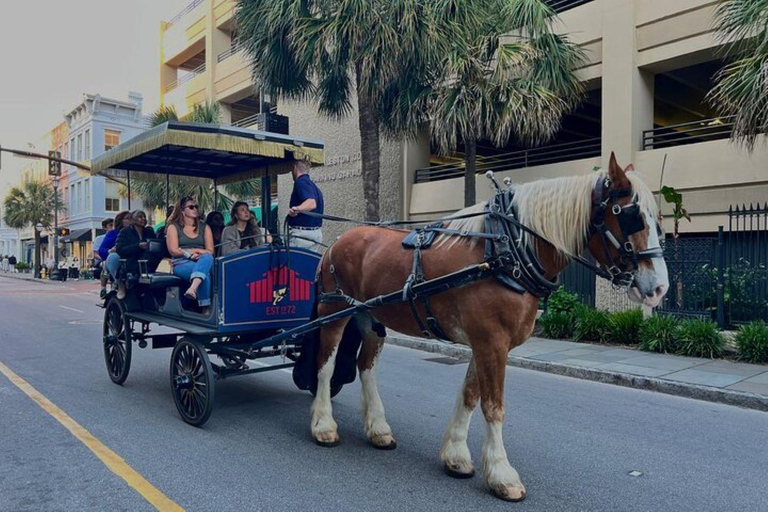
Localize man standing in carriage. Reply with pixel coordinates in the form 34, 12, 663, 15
287, 159, 324, 252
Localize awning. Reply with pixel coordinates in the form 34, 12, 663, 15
90, 121, 324, 185
62, 228, 92, 243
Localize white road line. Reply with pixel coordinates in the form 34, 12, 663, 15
58, 305, 85, 313
251, 360, 293, 375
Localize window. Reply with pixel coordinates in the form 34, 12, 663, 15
77, 134, 82, 161
84, 178, 91, 212
84, 129, 91, 160
70, 138, 75, 161
105, 182, 120, 212
76, 181, 82, 214
104, 130, 120, 151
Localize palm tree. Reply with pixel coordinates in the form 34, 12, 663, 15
707, 0, 768, 151
3, 181, 58, 278
235, 0, 441, 221
130, 101, 261, 216
422, 0, 585, 206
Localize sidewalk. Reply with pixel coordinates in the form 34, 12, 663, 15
386, 333, 768, 411
0, 272, 56, 285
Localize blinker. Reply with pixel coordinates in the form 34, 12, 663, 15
617, 203, 645, 236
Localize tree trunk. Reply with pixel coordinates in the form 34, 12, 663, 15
356, 72, 381, 222
34, 230, 41, 279
464, 137, 477, 207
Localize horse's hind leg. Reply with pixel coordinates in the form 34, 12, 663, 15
311, 316, 349, 447
475, 339, 526, 502
440, 356, 478, 478
356, 315, 396, 450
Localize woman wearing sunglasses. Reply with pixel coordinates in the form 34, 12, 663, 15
165, 196, 215, 314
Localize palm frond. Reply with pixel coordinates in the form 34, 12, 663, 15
185, 100, 222, 123
149, 105, 179, 127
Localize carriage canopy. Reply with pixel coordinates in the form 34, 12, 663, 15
89, 121, 324, 185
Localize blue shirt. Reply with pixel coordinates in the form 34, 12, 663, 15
98, 229, 119, 260
289, 174, 324, 228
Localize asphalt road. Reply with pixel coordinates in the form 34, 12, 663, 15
1, 275, 767, 512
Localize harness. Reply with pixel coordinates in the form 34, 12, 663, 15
314, 172, 664, 342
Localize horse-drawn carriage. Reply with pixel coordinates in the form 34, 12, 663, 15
92, 121, 361, 426
93, 121, 670, 502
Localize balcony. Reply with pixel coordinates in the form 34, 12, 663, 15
231, 112, 289, 135
642, 116, 735, 150
166, 0, 204, 28
414, 138, 601, 184
162, 0, 207, 65
165, 62, 206, 93
217, 41, 244, 63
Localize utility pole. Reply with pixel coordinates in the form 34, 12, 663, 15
48, 151, 61, 280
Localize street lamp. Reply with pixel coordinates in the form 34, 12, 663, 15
34, 222, 43, 278
51, 176, 60, 280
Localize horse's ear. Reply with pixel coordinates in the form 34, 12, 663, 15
608, 152, 630, 188
625, 163, 636, 172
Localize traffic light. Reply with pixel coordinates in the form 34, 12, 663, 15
58, 228, 70, 237
48, 150, 61, 176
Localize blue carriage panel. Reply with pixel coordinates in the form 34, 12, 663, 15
218, 248, 321, 332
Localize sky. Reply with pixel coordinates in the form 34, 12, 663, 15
0, 0, 188, 183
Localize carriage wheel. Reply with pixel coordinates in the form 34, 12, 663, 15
102, 297, 132, 385
170, 337, 215, 427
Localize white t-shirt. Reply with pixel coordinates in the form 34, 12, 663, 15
92, 234, 106, 255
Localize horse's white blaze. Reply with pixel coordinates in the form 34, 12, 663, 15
311, 345, 338, 437
360, 361, 392, 439
482, 422, 523, 490
440, 384, 474, 471
631, 211, 669, 307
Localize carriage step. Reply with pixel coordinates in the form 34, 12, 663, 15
125, 311, 217, 336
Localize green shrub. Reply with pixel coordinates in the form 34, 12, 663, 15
677, 319, 725, 358
539, 312, 574, 339
573, 306, 612, 343
15, 262, 29, 271
639, 315, 681, 353
547, 287, 580, 315
734, 321, 768, 364
608, 309, 644, 344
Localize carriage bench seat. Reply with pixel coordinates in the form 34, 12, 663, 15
138, 272, 187, 289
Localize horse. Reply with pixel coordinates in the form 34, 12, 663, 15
309, 153, 669, 502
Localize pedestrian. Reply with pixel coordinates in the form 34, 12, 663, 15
58, 259, 68, 281
8, 254, 17, 273
1, 255, 8, 273
287, 159, 324, 252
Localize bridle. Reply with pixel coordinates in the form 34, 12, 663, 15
588, 175, 664, 288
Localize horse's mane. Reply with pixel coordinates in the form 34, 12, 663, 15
436, 170, 658, 258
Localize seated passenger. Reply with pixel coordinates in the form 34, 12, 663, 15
165, 196, 214, 314
102, 211, 133, 297
115, 210, 160, 285
219, 201, 272, 257
205, 211, 225, 256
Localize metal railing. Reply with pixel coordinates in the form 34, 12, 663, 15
217, 41, 245, 62
232, 113, 265, 130
545, 0, 595, 13
642, 116, 735, 150
165, 62, 207, 93
414, 137, 601, 184
166, 0, 204, 27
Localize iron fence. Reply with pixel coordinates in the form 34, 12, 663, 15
165, 62, 206, 93
414, 137, 601, 183
166, 0, 204, 27
545, 0, 595, 13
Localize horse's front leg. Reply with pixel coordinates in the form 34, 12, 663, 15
440, 356, 479, 478
357, 317, 396, 449
476, 342, 526, 502
310, 317, 348, 447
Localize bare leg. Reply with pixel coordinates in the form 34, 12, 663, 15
476, 343, 526, 502
440, 357, 478, 478
310, 317, 348, 446
357, 317, 396, 449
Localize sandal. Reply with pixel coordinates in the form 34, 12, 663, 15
184, 288, 198, 301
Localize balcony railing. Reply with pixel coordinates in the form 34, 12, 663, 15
414, 137, 601, 184
232, 113, 265, 130
217, 41, 245, 63
545, 0, 595, 13
165, 62, 207, 93
166, 0, 204, 27
642, 116, 735, 150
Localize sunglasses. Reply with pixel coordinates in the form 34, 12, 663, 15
185, 204, 199, 211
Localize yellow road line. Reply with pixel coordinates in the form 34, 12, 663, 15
0, 360, 184, 512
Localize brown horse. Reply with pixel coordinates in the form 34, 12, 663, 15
310, 154, 669, 502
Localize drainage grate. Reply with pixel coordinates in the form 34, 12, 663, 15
424, 357, 467, 365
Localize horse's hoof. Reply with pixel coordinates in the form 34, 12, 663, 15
490, 484, 526, 503
368, 434, 397, 450
313, 431, 340, 447
444, 463, 475, 479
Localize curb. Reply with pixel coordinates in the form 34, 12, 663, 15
0, 274, 58, 285
385, 333, 768, 412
